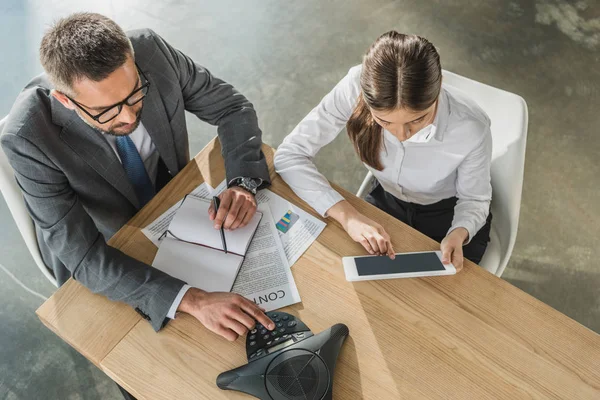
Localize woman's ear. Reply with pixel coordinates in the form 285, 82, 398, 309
51, 90, 75, 110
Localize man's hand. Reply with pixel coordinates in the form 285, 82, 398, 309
178, 288, 274, 341
440, 227, 469, 272
208, 187, 257, 230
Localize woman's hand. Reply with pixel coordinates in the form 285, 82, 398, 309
327, 200, 395, 259
440, 227, 469, 272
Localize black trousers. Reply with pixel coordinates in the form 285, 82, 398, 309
365, 183, 492, 264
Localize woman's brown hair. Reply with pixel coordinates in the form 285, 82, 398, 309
347, 31, 442, 170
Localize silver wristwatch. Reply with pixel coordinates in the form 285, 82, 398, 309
230, 177, 261, 195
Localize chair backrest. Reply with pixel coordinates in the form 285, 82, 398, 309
0, 116, 58, 286
442, 71, 528, 276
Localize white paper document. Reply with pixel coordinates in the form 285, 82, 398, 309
151, 203, 301, 310
211, 179, 227, 196
142, 179, 327, 269
254, 189, 326, 267
232, 206, 301, 310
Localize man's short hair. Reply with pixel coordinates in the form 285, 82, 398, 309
39, 12, 134, 96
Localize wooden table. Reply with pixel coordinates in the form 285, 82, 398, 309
37, 139, 600, 399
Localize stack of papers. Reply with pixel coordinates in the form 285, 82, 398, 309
152, 196, 262, 293
144, 180, 326, 311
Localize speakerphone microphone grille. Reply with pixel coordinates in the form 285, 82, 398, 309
266, 351, 328, 400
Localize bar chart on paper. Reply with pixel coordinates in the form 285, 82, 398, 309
276, 210, 299, 233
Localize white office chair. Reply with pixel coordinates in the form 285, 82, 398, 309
357, 71, 528, 277
0, 116, 58, 287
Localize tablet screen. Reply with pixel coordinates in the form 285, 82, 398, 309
355, 252, 446, 276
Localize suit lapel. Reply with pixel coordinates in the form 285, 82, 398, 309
140, 71, 179, 175
53, 97, 140, 208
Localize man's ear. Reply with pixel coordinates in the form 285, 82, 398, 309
51, 90, 75, 110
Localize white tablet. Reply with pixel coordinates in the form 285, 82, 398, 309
343, 251, 456, 282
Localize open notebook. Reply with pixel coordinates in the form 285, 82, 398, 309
152, 195, 263, 292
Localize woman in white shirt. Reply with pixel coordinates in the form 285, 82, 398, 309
274, 31, 492, 271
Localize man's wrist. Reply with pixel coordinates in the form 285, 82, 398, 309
228, 177, 262, 195
178, 287, 206, 314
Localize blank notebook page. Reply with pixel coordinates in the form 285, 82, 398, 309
168, 196, 261, 255
152, 236, 244, 292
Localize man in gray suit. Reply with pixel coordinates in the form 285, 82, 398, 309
1, 12, 276, 345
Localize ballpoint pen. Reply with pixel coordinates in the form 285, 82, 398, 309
212, 196, 228, 254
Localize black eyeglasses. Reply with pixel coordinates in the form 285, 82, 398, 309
67, 64, 150, 124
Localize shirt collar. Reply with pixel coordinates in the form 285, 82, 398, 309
432, 87, 449, 142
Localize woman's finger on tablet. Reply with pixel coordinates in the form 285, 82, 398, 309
387, 242, 396, 259
377, 228, 395, 259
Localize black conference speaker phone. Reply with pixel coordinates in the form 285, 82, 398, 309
216, 311, 349, 400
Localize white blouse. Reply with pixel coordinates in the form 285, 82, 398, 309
274, 65, 492, 241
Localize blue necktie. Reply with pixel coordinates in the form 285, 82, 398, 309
115, 135, 155, 207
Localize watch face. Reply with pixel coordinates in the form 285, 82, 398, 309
243, 177, 259, 190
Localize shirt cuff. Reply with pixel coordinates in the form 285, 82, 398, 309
317, 190, 346, 218
166, 284, 191, 319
